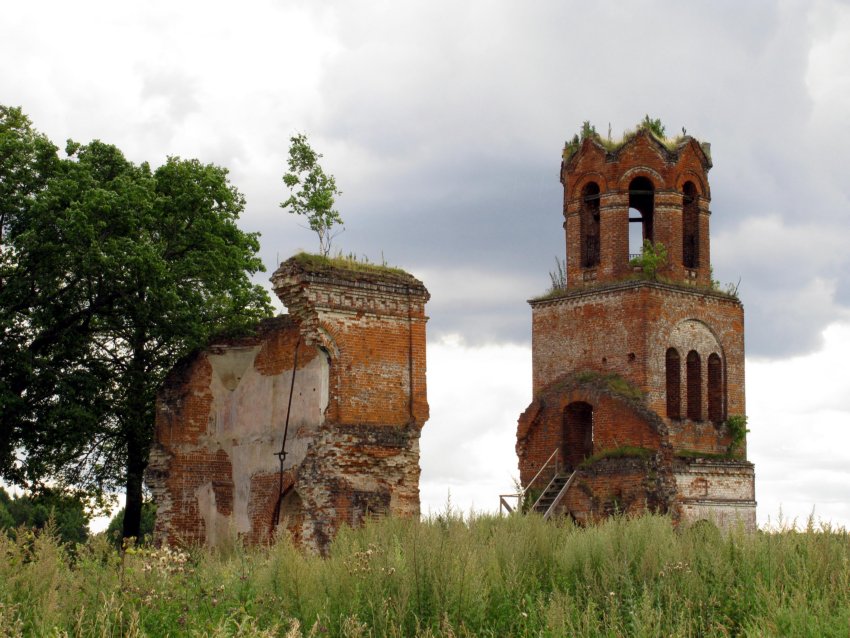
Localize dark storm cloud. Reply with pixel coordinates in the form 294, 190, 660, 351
267, 1, 850, 357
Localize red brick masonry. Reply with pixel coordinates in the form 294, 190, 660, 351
517, 128, 756, 529
147, 257, 429, 551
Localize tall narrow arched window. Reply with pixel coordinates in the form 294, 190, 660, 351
666, 347, 681, 419
683, 181, 699, 268
581, 182, 601, 267
686, 350, 702, 421
628, 177, 654, 257
707, 353, 723, 423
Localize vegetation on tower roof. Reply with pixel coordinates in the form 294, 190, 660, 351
563, 115, 711, 163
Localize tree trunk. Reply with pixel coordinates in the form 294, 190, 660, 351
122, 438, 145, 540
122, 327, 150, 541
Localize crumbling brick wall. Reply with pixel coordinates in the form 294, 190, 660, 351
530, 282, 745, 456
147, 255, 429, 552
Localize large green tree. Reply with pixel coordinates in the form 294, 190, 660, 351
0, 107, 273, 538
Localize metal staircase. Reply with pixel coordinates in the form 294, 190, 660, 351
498, 448, 576, 519
530, 470, 576, 520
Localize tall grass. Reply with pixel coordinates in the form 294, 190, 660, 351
0, 513, 848, 636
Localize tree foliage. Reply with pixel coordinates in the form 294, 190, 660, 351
106, 501, 156, 546
0, 486, 90, 544
629, 239, 668, 280
280, 133, 342, 256
0, 106, 273, 538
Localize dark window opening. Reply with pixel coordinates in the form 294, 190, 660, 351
666, 347, 681, 419
628, 177, 654, 258
683, 181, 699, 269
686, 350, 702, 421
707, 353, 723, 423
563, 401, 593, 471
581, 182, 601, 267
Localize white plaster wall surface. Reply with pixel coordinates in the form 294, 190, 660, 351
195, 482, 232, 546
675, 465, 756, 502
677, 462, 757, 532
665, 318, 723, 359
198, 344, 329, 535
680, 503, 757, 532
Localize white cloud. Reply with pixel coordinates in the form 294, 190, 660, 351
748, 321, 850, 528
422, 322, 850, 529
420, 335, 530, 515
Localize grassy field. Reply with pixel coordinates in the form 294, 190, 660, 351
0, 512, 848, 637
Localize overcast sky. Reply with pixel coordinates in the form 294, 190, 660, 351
3, 0, 849, 529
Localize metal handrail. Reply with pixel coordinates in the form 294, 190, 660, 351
526, 447, 560, 496
531, 473, 561, 512
543, 470, 577, 520
499, 494, 518, 515
498, 448, 560, 515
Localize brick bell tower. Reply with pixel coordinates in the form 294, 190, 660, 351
515, 123, 756, 530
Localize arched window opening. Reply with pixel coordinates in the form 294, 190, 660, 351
683, 181, 699, 268
686, 350, 702, 421
563, 401, 593, 471
581, 182, 601, 267
628, 177, 654, 258
666, 347, 681, 419
707, 353, 723, 423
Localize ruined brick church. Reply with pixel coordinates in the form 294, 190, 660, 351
147, 124, 756, 551
146, 256, 429, 551
516, 126, 756, 529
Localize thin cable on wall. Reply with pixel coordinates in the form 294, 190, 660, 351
270, 334, 301, 536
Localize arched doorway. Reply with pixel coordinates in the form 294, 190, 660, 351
563, 401, 593, 471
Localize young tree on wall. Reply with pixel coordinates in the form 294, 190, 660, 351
0, 106, 273, 539
280, 133, 342, 257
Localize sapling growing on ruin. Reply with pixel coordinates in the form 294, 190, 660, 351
281, 134, 343, 257
629, 239, 668, 280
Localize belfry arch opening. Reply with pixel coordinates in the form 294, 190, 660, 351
683, 181, 699, 268
628, 177, 654, 257
581, 182, 601, 267
563, 401, 593, 470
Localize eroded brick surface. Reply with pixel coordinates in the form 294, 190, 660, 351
147, 261, 429, 552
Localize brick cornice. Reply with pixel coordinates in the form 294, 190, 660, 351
529, 279, 742, 309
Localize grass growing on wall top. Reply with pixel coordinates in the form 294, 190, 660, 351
290, 251, 411, 279
578, 445, 654, 468
573, 370, 645, 402
1, 513, 849, 636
